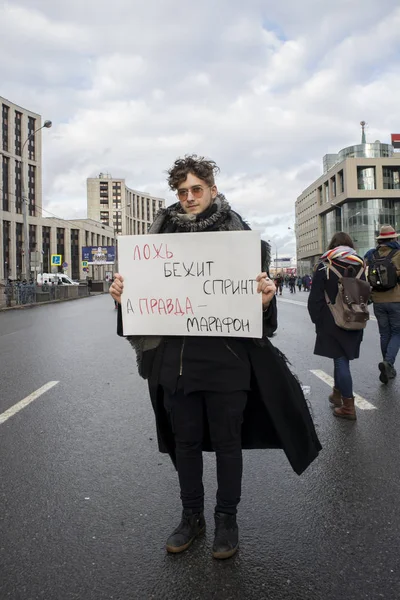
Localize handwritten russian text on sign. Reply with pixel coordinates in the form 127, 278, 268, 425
118, 231, 263, 338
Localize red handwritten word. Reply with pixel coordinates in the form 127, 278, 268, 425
138, 297, 194, 316
133, 244, 173, 260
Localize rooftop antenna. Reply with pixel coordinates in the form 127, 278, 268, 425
360, 121, 367, 144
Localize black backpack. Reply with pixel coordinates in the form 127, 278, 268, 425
367, 249, 399, 291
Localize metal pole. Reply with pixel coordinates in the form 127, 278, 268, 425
21, 159, 30, 281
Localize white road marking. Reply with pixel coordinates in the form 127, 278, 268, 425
278, 297, 308, 307
310, 369, 377, 410
278, 297, 377, 320
0, 381, 59, 425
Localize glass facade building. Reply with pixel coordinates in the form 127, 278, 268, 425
341, 199, 400, 258
296, 132, 400, 274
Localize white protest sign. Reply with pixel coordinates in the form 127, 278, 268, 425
118, 230, 263, 338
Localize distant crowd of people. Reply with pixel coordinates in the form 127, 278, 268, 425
274, 273, 312, 295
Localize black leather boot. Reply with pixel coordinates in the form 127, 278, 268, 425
212, 512, 239, 559
166, 510, 205, 554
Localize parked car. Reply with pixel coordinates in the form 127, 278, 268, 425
37, 273, 79, 286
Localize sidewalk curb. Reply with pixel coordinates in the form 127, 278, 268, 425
0, 292, 107, 312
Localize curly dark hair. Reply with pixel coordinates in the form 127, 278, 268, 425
167, 154, 220, 190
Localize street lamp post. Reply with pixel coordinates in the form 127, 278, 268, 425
268, 239, 278, 274
21, 119, 52, 280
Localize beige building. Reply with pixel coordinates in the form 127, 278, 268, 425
87, 173, 166, 236
0, 96, 115, 281
295, 130, 400, 274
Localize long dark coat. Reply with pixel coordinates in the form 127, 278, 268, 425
117, 315, 322, 477
145, 338, 321, 476
307, 260, 364, 360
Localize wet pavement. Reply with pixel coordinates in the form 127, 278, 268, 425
0, 292, 399, 600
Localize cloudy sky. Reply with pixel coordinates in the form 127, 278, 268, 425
1, 0, 400, 257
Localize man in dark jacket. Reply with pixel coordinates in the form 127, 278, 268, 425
365, 225, 400, 384
111, 155, 321, 560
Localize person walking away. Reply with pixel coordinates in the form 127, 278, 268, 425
303, 274, 311, 291
289, 275, 296, 294
297, 276, 302, 292
275, 273, 283, 295
110, 155, 321, 560
308, 232, 368, 420
365, 225, 400, 384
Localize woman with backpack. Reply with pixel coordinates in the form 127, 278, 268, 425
307, 232, 369, 421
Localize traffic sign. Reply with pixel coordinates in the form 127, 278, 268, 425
82, 261, 88, 268
51, 254, 62, 266
83, 268, 89, 273
62, 262, 68, 268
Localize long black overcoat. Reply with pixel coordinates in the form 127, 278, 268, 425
117, 315, 322, 477
307, 260, 364, 360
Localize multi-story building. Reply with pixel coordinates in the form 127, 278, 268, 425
0, 96, 115, 281
87, 173, 166, 236
295, 126, 400, 274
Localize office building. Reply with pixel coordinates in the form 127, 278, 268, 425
295, 125, 400, 274
87, 173, 166, 236
0, 96, 115, 281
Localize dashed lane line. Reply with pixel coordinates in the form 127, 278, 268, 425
310, 369, 377, 411
0, 381, 59, 425
278, 297, 377, 321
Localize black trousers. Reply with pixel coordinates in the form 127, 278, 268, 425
163, 387, 248, 515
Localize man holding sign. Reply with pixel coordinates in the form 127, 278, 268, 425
110, 155, 321, 560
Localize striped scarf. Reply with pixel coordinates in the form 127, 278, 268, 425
320, 246, 364, 278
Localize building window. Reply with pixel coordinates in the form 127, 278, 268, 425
324, 182, 329, 203
15, 160, 22, 213
141, 198, 144, 219
16, 222, 23, 278
383, 166, 400, 190
29, 224, 36, 255
2, 155, 9, 211
331, 176, 336, 197
15, 111, 22, 156
2, 104, 9, 152
317, 186, 323, 205
159, 201, 163, 209
3, 220, 11, 279
28, 117, 36, 160
28, 164, 36, 216
56, 228, 65, 272
100, 211, 109, 225
71, 229, 80, 280
357, 166, 375, 190
338, 170, 344, 194
42, 226, 51, 273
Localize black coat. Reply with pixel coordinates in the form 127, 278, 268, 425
307, 260, 364, 360
144, 337, 322, 475
117, 298, 322, 475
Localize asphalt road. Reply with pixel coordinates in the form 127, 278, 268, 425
0, 292, 399, 600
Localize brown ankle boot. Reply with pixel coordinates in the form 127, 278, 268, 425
334, 396, 356, 420
329, 387, 342, 408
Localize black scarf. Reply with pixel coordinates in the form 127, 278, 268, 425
149, 194, 250, 234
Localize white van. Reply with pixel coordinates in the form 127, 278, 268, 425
37, 273, 79, 286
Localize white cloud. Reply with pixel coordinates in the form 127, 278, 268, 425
1, 0, 400, 256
